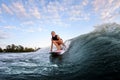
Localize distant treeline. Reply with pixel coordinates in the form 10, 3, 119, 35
0, 44, 40, 53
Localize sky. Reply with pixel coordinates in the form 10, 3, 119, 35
0, 0, 120, 48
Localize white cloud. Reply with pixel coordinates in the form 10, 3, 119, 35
30, 7, 41, 19
41, 0, 90, 24
82, 0, 89, 6
4, 26, 17, 29
46, 2, 59, 13
1, 3, 13, 15
0, 43, 6, 49
0, 30, 9, 39
25, 29, 35, 33
39, 0, 46, 6
43, 1, 62, 20
1, 24, 43, 33
69, 6, 82, 19
21, 21, 34, 25
92, 0, 120, 21
0, 8, 2, 14
109, 0, 114, 4
38, 27, 42, 32
0, 0, 91, 25
21, 26, 43, 33
1, 0, 119, 23
10, 2, 28, 17
0, 16, 6, 23
68, 0, 90, 21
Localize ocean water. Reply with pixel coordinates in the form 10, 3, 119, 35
0, 23, 120, 80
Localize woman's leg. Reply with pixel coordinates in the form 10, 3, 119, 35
53, 41, 61, 50
56, 40, 66, 49
57, 40, 66, 48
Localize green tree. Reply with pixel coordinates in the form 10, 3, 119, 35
24, 47, 34, 52
0, 47, 3, 52
11, 44, 16, 52
3, 44, 36, 53
18, 45, 24, 52
6, 45, 11, 52
6, 44, 16, 52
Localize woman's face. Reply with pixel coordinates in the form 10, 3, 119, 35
51, 32, 55, 36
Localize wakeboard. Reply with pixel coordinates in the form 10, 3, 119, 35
49, 50, 65, 56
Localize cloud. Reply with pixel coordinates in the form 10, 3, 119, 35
0, 0, 119, 23
82, 0, 89, 6
20, 26, 43, 33
92, 0, 120, 21
0, 43, 6, 48
0, 0, 91, 24
21, 21, 34, 25
42, 1, 62, 20
10, 2, 28, 17
40, 0, 90, 25
25, 27, 42, 33
39, 0, 46, 6
2, 25, 23, 32
0, 8, 2, 14
4, 26, 17, 29
1, 3, 13, 15
67, 0, 90, 21
0, 16, 6, 23
0, 30, 9, 39
29, 7, 41, 19
24, 29, 35, 33
9, 1, 41, 19
38, 27, 42, 32
1, 24, 43, 33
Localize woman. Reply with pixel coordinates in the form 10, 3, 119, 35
50, 31, 65, 52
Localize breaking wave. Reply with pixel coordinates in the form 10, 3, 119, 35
0, 23, 120, 80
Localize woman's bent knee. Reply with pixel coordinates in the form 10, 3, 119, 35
53, 41, 57, 43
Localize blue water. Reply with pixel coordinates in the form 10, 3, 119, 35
0, 23, 120, 80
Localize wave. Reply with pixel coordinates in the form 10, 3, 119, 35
0, 23, 120, 80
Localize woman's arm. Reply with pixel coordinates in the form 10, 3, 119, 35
50, 39, 53, 52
